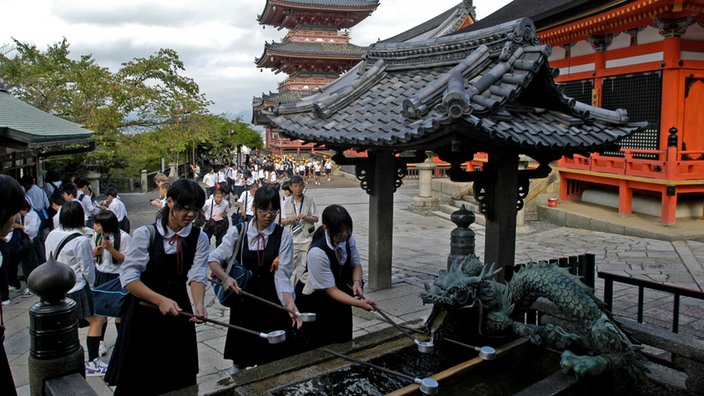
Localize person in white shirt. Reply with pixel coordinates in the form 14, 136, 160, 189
202, 188, 230, 247
313, 161, 322, 185
325, 160, 333, 181
235, 184, 258, 225
53, 182, 80, 230
102, 187, 129, 233
203, 166, 218, 197
76, 178, 99, 226
44, 201, 104, 374
280, 176, 318, 285
18, 198, 43, 290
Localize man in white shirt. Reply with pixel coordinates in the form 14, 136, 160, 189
102, 186, 129, 233
235, 183, 258, 225
203, 166, 217, 197
281, 176, 318, 285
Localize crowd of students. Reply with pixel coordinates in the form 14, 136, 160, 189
1, 153, 379, 395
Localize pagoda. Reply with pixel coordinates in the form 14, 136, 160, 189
253, 0, 380, 155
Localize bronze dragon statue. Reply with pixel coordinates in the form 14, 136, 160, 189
421, 254, 649, 379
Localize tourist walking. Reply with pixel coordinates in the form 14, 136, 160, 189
295, 204, 376, 349
203, 188, 230, 247
105, 179, 208, 395
208, 185, 301, 374
281, 176, 318, 285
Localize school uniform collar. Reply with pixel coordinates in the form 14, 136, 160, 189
247, 219, 276, 237
157, 221, 193, 238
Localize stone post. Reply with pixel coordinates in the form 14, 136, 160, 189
516, 155, 530, 227
447, 205, 476, 270
85, 170, 101, 197
409, 151, 439, 215
141, 169, 148, 193
168, 162, 178, 181
27, 258, 85, 396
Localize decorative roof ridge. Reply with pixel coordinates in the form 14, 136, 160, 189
568, 96, 631, 124
368, 18, 539, 71
402, 45, 492, 119
312, 58, 387, 119
273, 59, 384, 116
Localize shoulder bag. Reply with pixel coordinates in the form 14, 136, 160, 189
210, 222, 250, 307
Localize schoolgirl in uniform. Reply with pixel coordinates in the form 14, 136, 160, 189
295, 204, 376, 349
106, 179, 208, 395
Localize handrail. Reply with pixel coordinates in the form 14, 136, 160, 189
598, 271, 704, 333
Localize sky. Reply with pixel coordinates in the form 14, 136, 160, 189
3, 0, 512, 120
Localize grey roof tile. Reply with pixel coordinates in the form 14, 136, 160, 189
265, 18, 645, 160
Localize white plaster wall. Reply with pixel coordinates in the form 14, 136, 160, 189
683, 22, 704, 40
609, 32, 630, 50
638, 26, 663, 45
571, 40, 595, 57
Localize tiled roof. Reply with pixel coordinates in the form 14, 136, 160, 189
256, 41, 367, 63
0, 85, 94, 149
265, 18, 645, 162
258, 0, 379, 29
267, 0, 378, 6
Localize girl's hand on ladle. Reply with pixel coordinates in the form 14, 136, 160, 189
191, 303, 207, 324
287, 302, 303, 329
224, 276, 241, 294
157, 297, 182, 317
357, 298, 377, 311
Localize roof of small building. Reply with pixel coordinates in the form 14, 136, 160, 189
0, 84, 94, 150
258, 0, 379, 29
381, 0, 475, 43
264, 18, 645, 163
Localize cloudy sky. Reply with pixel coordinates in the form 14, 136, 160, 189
4, 0, 512, 119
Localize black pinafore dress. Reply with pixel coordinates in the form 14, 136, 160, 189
296, 237, 354, 348
106, 225, 200, 395
224, 224, 292, 367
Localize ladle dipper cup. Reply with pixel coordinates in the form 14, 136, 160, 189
356, 293, 434, 354
397, 324, 495, 360
324, 349, 439, 395
443, 337, 496, 360
138, 301, 286, 344
210, 277, 316, 322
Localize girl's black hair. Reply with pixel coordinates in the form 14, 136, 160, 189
253, 185, 281, 212
159, 179, 206, 229
93, 210, 121, 251
93, 210, 120, 234
60, 201, 85, 229
311, 204, 353, 245
21, 197, 33, 212
0, 175, 25, 229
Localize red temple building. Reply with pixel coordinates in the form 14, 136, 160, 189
252, 0, 380, 155
475, 0, 704, 225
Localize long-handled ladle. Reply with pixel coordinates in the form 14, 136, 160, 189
324, 349, 439, 395
210, 277, 316, 322
139, 301, 287, 344
396, 324, 497, 360
355, 292, 434, 354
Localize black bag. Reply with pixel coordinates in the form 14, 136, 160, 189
9, 229, 32, 260
92, 277, 128, 317
204, 218, 228, 235
210, 223, 250, 307
193, 209, 206, 228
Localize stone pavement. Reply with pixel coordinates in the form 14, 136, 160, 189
5, 176, 704, 395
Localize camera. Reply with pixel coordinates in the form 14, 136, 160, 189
291, 221, 303, 236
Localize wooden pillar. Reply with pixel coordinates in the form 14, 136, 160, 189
368, 151, 394, 290
483, 153, 519, 283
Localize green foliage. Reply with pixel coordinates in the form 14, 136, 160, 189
0, 38, 261, 178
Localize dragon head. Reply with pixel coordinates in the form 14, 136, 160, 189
420, 254, 497, 307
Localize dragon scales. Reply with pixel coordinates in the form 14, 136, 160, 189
420, 255, 648, 379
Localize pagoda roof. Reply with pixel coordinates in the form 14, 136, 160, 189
0, 84, 95, 154
264, 18, 645, 163
258, 0, 379, 29
256, 41, 367, 69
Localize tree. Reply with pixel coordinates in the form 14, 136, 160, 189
0, 39, 214, 178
